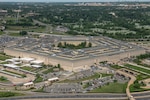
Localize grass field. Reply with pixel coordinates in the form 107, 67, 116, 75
0, 54, 11, 61
4, 70, 26, 78
0, 76, 8, 82
9, 33, 22, 37
0, 92, 23, 98
130, 84, 150, 92
42, 68, 54, 74
124, 64, 150, 74
111, 65, 123, 69
0, 31, 5, 35
136, 74, 150, 80
20, 66, 33, 71
7, 26, 46, 32
90, 82, 127, 93
34, 74, 43, 83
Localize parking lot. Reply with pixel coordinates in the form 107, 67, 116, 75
44, 83, 83, 93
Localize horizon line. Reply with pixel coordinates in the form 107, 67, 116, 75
0, 1, 150, 2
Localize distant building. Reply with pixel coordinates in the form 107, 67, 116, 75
48, 77, 59, 83
0, 26, 5, 31
0, 10, 7, 13
25, 12, 40, 17
55, 26, 69, 33
0, 10, 8, 17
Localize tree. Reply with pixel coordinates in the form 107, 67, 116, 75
57, 42, 62, 47
88, 42, 92, 47
19, 31, 27, 36
57, 64, 61, 68
0, 76, 7, 81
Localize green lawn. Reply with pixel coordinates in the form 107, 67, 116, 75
42, 68, 54, 74
136, 74, 150, 80
0, 31, 5, 35
130, 84, 150, 92
111, 65, 123, 69
8, 33, 23, 37
0, 76, 8, 82
20, 66, 33, 71
101, 73, 113, 77
0, 54, 11, 61
0, 62, 9, 64
83, 83, 90, 89
124, 64, 150, 74
7, 26, 46, 32
129, 74, 150, 92
0, 92, 23, 98
90, 82, 127, 93
34, 75, 43, 83
4, 70, 26, 78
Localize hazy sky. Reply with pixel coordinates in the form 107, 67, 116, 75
0, 0, 149, 2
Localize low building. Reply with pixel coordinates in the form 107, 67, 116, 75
22, 82, 34, 89
3, 64, 19, 69
31, 65, 42, 68
20, 57, 35, 63
0, 26, 5, 31
30, 60, 43, 65
48, 77, 59, 83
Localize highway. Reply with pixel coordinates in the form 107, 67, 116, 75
0, 91, 149, 100
0, 93, 127, 100
132, 91, 150, 100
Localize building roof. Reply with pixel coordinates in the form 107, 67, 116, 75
31, 60, 43, 64
23, 82, 34, 86
48, 77, 59, 81
31, 65, 42, 68
20, 58, 35, 62
5, 59, 14, 62
3, 64, 19, 68
12, 58, 20, 61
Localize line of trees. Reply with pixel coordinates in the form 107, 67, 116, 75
57, 41, 92, 49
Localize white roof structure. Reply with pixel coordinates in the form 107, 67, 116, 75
31, 60, 43, 64
12, 58, 20, 61
3, 64, 19, 68
5, 58, 21, 64
31, 65, 42, 68
13, 62, 21, 65
20, 58, 35, 62
5, 59, 14, 62
23, 82, 34, 86
48, 77, 59, 82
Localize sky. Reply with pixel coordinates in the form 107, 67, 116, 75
0, 0, 149, 2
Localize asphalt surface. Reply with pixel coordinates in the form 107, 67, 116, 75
0, 90, 149, 100
0, 93, 127, 100
132, 91, 150, 97
132, 91, 150, 100
136, 97, 150, 100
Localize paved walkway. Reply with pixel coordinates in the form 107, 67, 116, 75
116, 70, 136, 100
